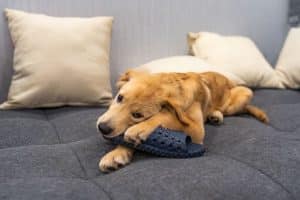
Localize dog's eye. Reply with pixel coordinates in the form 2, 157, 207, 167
131, 112, 144, 119
116, 94, 123, 103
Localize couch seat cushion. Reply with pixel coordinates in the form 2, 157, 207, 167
0, 90, 299, 200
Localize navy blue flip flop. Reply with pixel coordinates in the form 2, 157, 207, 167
105, 126, 205, 158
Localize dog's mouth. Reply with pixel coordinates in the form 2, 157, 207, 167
100, 131, 123, 139
102, 134, 115, 139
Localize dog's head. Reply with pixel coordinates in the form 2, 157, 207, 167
96, 70, 193, 138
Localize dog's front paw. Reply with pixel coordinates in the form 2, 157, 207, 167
99, 146, 133, 173
207, 110, 223, 125
124, 124, 154, 146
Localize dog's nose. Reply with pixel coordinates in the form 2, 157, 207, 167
98, 122, 113, 135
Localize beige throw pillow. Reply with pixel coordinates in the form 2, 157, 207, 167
275, 28, 300, 89
138, 56, 244, 85
0, 9, 113, 109
188, 32, 284, 88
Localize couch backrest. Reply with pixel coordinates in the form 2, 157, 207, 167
0, 0, 289, 101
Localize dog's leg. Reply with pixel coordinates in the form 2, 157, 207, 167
182, 102, 206, 144
221, 86, 269, 123
222, 86, 253, 115
99, 145, 134, 172
124, 111, 183, 145
183, 123, 205, 144
207, 110, 224, 125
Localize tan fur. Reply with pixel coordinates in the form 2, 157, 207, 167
97, 70, 269, 172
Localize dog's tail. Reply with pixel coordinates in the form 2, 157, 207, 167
245, 105, 269, 124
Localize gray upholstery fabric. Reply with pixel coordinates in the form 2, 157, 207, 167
0, 0, 289, 101
0, 90, 299, 200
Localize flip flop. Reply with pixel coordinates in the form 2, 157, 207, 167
106, 126, 205, 158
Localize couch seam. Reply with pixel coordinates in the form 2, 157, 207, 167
42, 110, 113, 200
0, 176, 87, 180
267, 122, 300, 133
0, 135, 103, 151
209, 151, 296, 200
42, 110, 62, 143
0, 175, 113, 199
42, 110, 87, 179
88, 179, 114, 200
68, 145, 89, 178
67, 147, 115, 200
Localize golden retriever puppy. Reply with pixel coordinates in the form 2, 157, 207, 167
97, 70, 268, 172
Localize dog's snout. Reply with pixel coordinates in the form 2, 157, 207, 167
98, 122, 113, 135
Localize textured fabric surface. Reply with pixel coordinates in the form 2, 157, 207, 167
0, 90, 299, 200
188, 32, 284, 88
0, 9, 113, 109
276, 27, 300, 89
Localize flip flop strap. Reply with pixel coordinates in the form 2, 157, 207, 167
143, 126, 190, 152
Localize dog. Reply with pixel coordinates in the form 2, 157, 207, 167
97, 70, 269, 172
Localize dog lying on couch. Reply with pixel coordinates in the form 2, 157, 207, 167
97, 70, 269, 172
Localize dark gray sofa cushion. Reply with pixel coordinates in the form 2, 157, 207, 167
0, 90, 299, 200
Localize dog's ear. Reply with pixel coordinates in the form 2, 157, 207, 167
162, 98, 191, 126
116, 69, 148, 90
116, 70, 131, 90
116, 69, 141, 90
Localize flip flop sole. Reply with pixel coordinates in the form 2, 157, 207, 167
107, 126, 206, 158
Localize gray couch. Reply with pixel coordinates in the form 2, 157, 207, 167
0, 1, 299, 200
